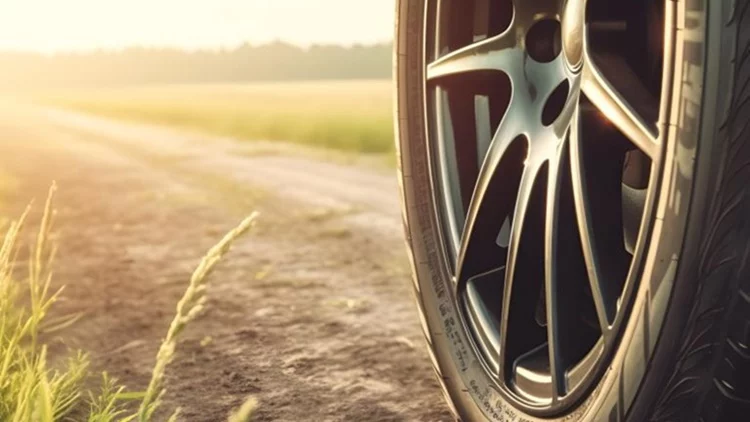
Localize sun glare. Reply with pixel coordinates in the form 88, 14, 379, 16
0, 0, 394, 53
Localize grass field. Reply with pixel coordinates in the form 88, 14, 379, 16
44, 80, 394, 154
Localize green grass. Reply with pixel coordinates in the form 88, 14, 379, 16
0, 185, 259, 421
44, 80, 395, 154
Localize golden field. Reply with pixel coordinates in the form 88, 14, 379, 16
44, 80, 395, 154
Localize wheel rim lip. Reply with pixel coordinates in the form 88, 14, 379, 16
421, 0, 673, 416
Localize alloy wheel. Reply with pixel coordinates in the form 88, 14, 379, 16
423, 0, 673, 415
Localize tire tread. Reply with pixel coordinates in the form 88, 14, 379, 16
650, 1, 750, 420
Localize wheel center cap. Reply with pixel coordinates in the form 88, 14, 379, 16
561, 0, 585, 71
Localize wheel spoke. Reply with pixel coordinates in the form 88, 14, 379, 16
427, 31, 518, 81
552, 76, 581, 137
456, 106, 525, 282
581, 46, 660, 158
569, 107, 612, 336
435, 89, 464, 252
545, 143, 565, 399
498, 158, 545, 379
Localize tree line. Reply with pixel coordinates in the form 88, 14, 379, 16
0, 42, 392, 89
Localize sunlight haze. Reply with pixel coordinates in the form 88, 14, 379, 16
0, 0, 394, 53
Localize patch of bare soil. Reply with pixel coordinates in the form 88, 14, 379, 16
0, 107, 452, 421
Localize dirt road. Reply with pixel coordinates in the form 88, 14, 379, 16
0, 104, 452, 421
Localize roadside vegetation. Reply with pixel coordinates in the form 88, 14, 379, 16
42, 80, 394, 155
0, 185, 258, 421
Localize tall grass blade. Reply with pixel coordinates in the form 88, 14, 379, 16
227, 397, 258, 422
137, 212, 259, 420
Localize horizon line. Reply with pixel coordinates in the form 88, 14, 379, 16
0, 38, 395, 57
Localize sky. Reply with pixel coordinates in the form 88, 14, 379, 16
0, 0, 395, 53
